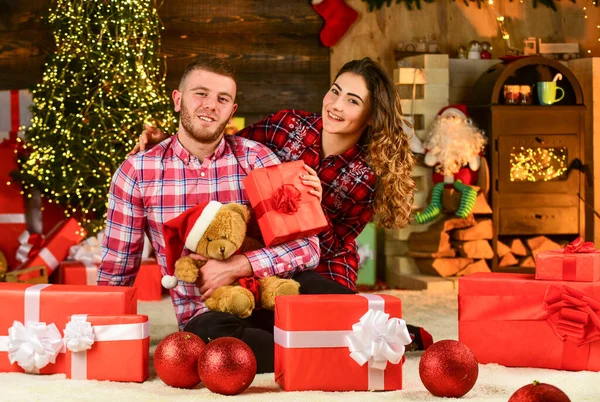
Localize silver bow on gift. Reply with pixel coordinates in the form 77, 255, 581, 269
346, 309, 412, 370
7, 321, 64, 373
63, 316, 95, 352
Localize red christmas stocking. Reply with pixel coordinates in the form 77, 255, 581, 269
312, 0, 358, 47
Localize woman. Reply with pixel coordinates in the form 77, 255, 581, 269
133, 58, 432, 350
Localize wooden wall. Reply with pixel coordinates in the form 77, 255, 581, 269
0, 0, 330, 124
331, 0, 600, 77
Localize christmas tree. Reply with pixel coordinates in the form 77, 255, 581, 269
19, 0, 177, 233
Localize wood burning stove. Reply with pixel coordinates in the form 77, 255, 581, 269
468, 56, 585, 271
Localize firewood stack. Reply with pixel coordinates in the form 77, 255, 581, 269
497, 235, 562, 269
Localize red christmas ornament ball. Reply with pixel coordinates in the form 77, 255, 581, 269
508, 381, 571, 402
419, 339, 479, 398
154, 332, 206, 388
198, 337, 257, 395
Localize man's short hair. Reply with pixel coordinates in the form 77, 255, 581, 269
179, 57, 237, 91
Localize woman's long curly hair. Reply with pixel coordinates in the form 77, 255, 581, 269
335, 58, 415, 229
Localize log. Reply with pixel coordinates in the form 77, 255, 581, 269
526, 236, 561, 258
408, 227, 452, 254
442, 188, 492, 215
454, 240, 495, 259
450, 219, 493, 241
416, 258, 473, 277
519, 256, 536, 268
510, 238, 529, 257
408, 249, 457, 258
497, 240, 511, 257
434, 214, 477, 232
456, 259, 491, 277
499, 252, 519, 268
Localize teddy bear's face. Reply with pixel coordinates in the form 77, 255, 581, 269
195, 204, 249, 260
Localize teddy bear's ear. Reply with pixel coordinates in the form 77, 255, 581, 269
223, 203, 250, 223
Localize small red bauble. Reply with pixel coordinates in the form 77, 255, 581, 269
419, 339, 479, 398
198, 337, 257, 395
154, 332, 206, 388
508, 381, 571, 402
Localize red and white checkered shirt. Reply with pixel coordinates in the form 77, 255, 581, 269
98, 134, 320, 329
237, 110, 376, 290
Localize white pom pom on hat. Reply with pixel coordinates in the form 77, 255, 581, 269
160, 200, 223, 289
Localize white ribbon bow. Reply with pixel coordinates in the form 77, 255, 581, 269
7, 321, 64, 373
69, 231, 104, 265
64, 316, 95, 352
346, 309, 412, 370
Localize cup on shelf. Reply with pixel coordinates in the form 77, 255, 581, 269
536, 81, 565, 105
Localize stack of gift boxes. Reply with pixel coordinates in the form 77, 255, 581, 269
459, 237, 600, 372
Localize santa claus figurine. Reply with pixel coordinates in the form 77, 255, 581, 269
415, 105, 487, 224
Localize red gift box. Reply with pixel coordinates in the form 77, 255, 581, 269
459, 272, 600, 372
243, 161, 327, 246
0, 140, 27, 269
60, 259, 163, 301
14, 218, 86, 279
64, 314, 149, 382
274, 294, 411, 391
0, 283, 137, 374
536, 237, 600, 282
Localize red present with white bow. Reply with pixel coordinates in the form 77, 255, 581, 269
535, 237, 600, 282
0, 283, 137, 375
243, 160, 328, 246
274, 294, 411, 391
64, 314, 149, 382
0, 90, 32, 137
13, 218, 86, 280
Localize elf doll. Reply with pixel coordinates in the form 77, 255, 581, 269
415, 105, 487, 224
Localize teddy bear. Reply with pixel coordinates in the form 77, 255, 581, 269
161, 200, 300, 318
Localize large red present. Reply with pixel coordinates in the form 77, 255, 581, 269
60, 259, 163, 301
243, 161, 327, 246
459, 272, 600, 371
14, 218, 86, 279
0, 283, 137, 374
0, 90, 32, 134
0, 139, 27, 269
274, 294, 411, 391
536, 237, 600, 282
64, 314, 149, 382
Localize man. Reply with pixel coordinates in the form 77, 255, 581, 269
99, 57, 346, 373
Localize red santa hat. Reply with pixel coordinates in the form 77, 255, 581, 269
160, 200, 223, 289
438, 104, 468, 119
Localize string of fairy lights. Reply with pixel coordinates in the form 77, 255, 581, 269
510, 147, 568, 182
18, 0, 177, 233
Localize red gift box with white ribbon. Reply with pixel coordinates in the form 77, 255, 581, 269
0, 283, 137, 375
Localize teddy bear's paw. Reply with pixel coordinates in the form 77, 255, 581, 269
260, 277, 300, 310
226, 288, 255, 319
174, 257, 199, 283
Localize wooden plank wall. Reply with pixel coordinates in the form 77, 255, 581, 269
0, 0, 330, 124
331, 0, 600, 77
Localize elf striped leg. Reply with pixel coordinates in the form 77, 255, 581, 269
453, 180, 477, 218
414, 182, 444, 224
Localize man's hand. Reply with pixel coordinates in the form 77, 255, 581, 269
196, 254, 253, 301
126, 124, 169, 157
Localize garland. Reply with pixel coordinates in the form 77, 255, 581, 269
361, 0, 596, 11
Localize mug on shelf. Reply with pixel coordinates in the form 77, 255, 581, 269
537, 81, 565, 106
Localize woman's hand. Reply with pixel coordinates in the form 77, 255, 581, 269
126, 124, 169, 157
301, 164, 322, 202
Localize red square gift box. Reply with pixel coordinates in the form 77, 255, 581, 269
14, 218, 86, 280
64, 314, 149, 382
0, 283, 137, 375
60, 259, 163, 301
459, 272, 600, 372
535, 237, 600, 282
0, 139, 27, 269
243, 160, 328, 246
274, 294, 412, 391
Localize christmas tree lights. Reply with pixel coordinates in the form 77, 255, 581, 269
18, 0, 177, 233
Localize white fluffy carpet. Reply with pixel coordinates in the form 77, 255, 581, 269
1, 290, 599, 401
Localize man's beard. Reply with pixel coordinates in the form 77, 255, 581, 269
425, 117, 487, 176
180, 98, 230, 144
